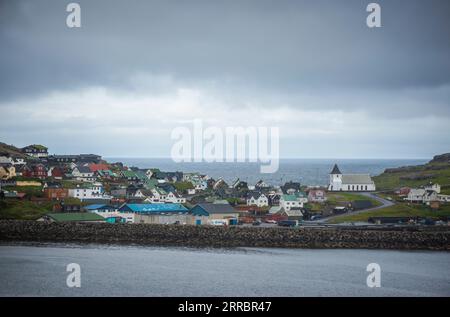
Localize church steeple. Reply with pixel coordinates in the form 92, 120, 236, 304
330, 164, 341, 175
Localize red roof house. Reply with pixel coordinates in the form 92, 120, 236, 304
88, 163, 109, 172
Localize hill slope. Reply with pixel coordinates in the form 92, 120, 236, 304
373, 153, 450, 193
0, 142, 27, 158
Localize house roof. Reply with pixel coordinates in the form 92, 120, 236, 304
89, 163, 109, 172
282, 194, 298, 202
46, 212, 105, 222
119, 203, 188, 213
269, 205, 283, 214
153, 187, 167, 195
97, 169, 115, 177
255, 179, 269, 187
121, 170, 137, 178
341, 174, 373, 184
134, 170, 148, 179
84, 204, 113, 210
308, 189, 325, 196
330, 164, 342, 174
213, 200, 230, 205
193, 203, 237, 214
283, 209, 304, 217
247, 191, 262, 199
44, 181, 62, 188
409, 189, 426, 196
282, 192, 306, 201
75, 165, 92, 174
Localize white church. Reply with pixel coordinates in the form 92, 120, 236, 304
328, 164, 376, 192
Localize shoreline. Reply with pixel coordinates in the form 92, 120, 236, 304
1, 220, 449, 251
1, 240, 449, 254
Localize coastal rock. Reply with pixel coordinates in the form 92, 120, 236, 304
1, 221, 449, 250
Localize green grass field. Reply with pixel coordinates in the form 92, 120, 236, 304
328, 203, 450, 223
327, 192, 382, 207
0, 200, 54, 220
373, 162, 450, 191
3, 186, 44, 197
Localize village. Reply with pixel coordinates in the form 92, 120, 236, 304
1, 143, 449, 227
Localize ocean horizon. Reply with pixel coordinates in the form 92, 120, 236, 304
105, 157, 428, 186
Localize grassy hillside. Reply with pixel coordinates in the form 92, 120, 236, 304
0, 200, 54, 220
0, 142, 27, 158
329, 203, 450, 224
373, 153, 450, 191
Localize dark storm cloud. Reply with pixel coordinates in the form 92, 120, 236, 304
1, 0, 450, 104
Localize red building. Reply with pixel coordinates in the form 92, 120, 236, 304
396, 187, 411, 197
50, 167, 64, 179
44, 188, 69, 200
22, 164, 48, 179
89, 163, 110, 172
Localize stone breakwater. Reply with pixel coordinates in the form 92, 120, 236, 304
0, 220, 449, 250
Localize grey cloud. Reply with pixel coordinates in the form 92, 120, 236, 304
1, 0, 450, 158
1, 0, 450, 102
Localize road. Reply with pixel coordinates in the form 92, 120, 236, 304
314, 192, 395, 223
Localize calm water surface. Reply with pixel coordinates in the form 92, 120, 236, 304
0, 244, 449, 297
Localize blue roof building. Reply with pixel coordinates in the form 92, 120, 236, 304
119, 203, 188, 214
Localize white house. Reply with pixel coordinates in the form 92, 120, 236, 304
72, 165, 95, 182
2, 157, 26, 165
192, 179, 207, 191
407, 189, 426, 202
144, 188, 168, 203
246, 193, 269, 207
255, 180, 270, 189
166, 191, 186, 204
424, 183, 440, 194
279, 193, 307, 211
0, 156, 13, 164
183, 172, 203, 182
68, 182, 104, 200
131, 188, 152, 199
406, 184, 450, 204
308, 189, 327, 203
328, 164, 376, 192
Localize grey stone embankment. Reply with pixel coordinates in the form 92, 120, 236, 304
0, 220, 449, 250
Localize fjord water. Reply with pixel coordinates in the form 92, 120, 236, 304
1, 244, 449, 296
107, 158, 427, 185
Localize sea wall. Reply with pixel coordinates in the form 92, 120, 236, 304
0, 220, 449, 250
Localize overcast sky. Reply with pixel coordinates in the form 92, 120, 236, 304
1, 0, 449, 158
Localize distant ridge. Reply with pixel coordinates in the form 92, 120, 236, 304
0, 142, 27, 158
373, 152, 450, 191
